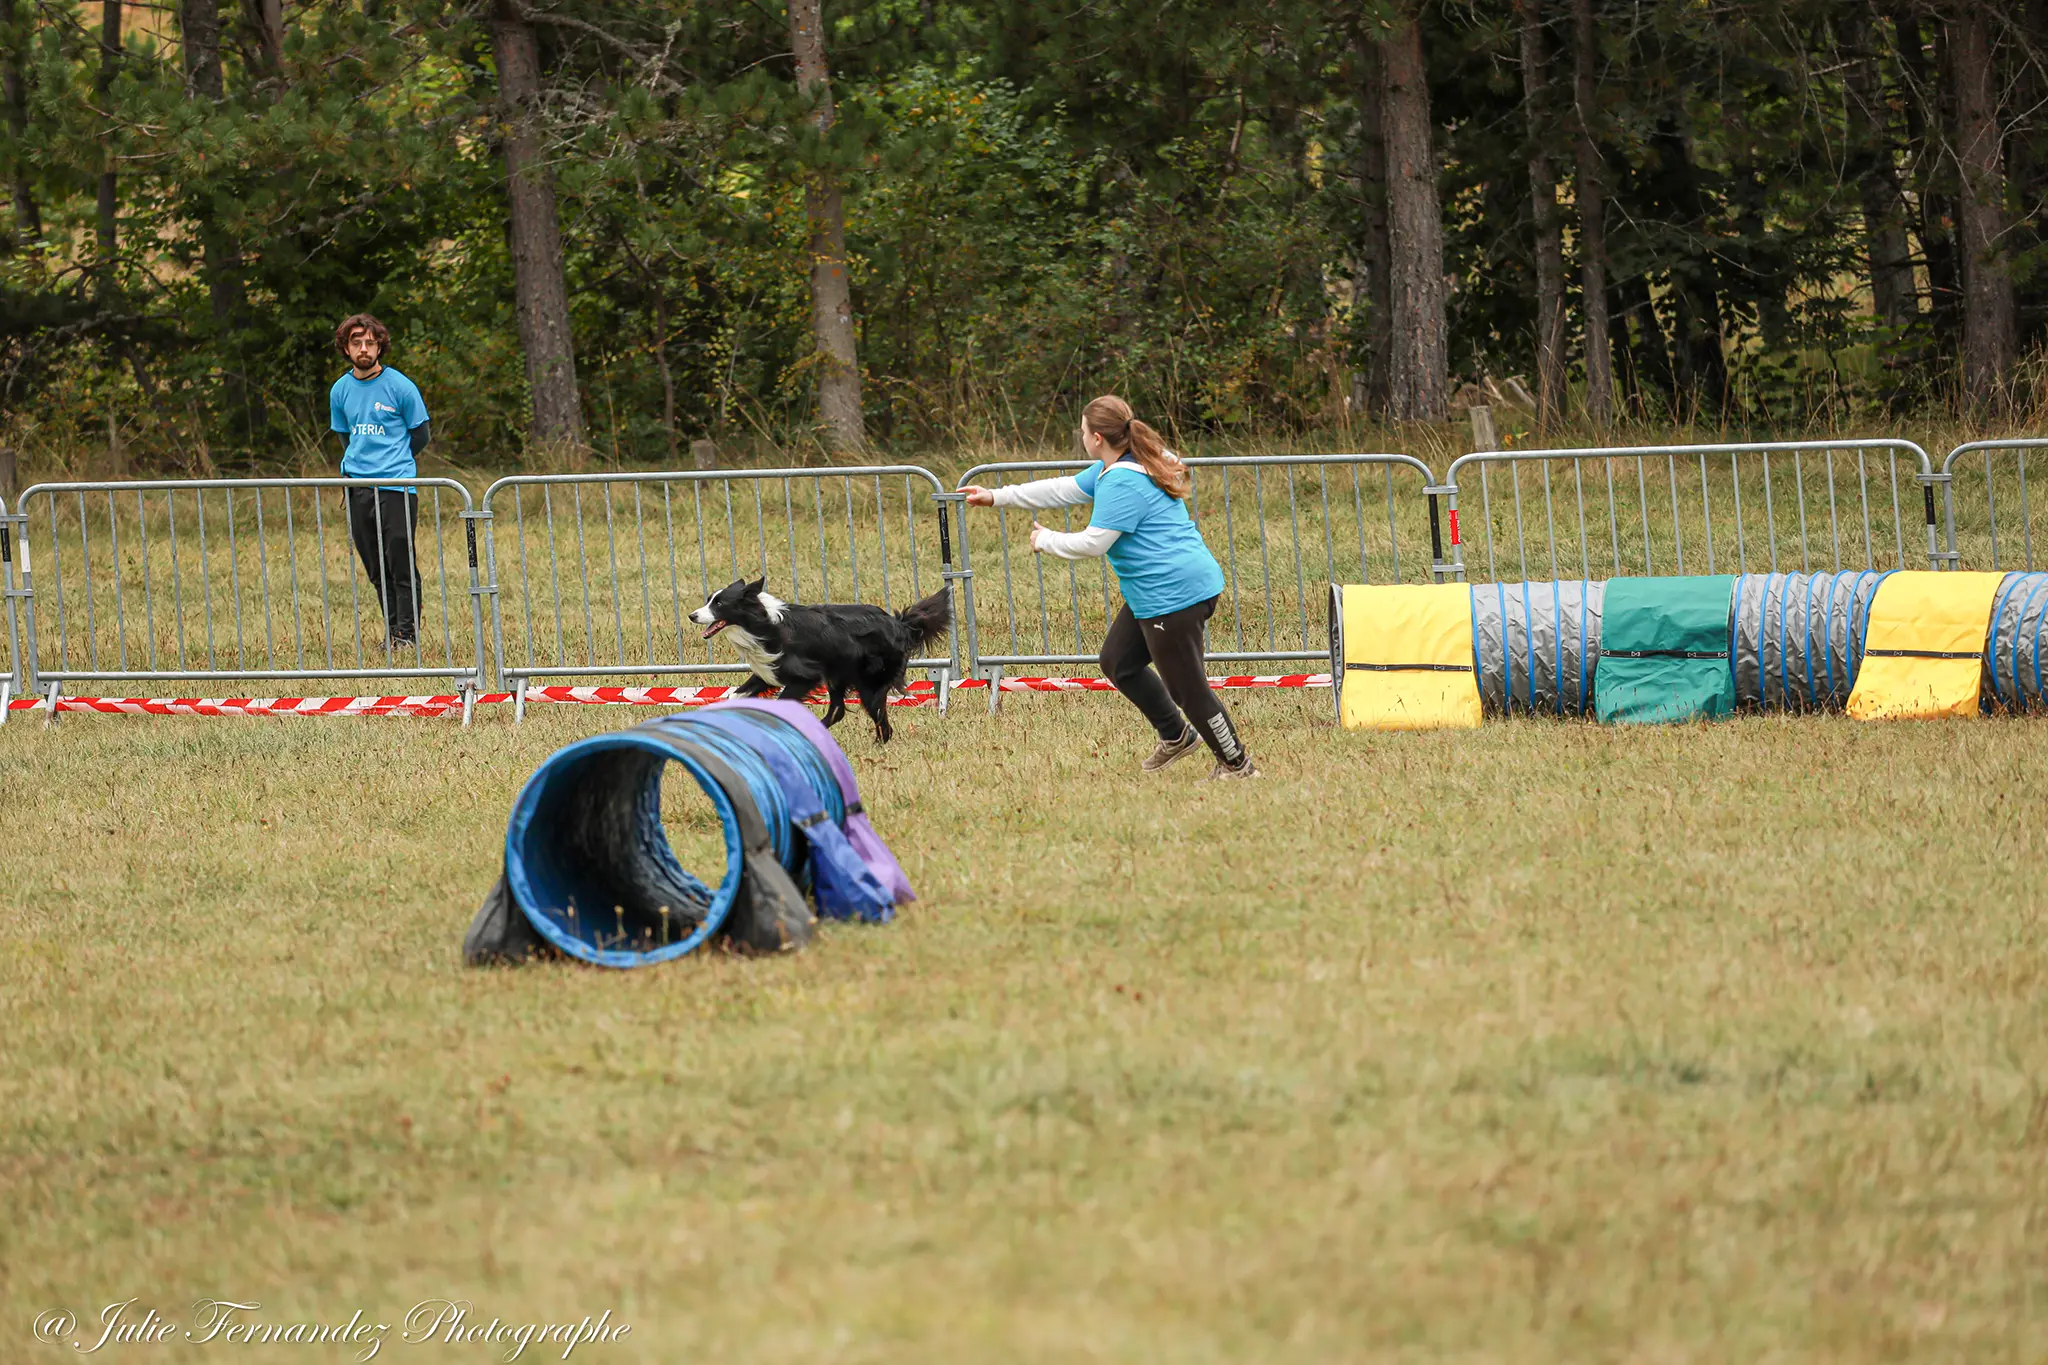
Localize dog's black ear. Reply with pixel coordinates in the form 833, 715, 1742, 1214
747, 576, 766, 595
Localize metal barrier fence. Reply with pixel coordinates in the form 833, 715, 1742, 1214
953, 454, 1439, 706
1441, 441, 1942, 582
0, 494, 19, 724
478, 467, 961, 718
10, 478, 490, 720
1942, 440, 2044, 572
5, 437, 2042, 726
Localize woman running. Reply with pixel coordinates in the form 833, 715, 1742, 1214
962, 395, 1259, 780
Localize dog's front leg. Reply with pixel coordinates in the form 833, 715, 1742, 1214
736, 674, 775, 697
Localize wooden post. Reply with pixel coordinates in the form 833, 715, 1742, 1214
0, 446, 16, 504
690, 439, 718, 471
1468, 405, 1498, 453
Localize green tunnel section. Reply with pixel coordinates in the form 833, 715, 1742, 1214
1593, 576, 1737, 725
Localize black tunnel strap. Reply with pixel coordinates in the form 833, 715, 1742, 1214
1862, 648, 1983, 660
1344, 662, 1470, 673
1601, 649, 1729, 660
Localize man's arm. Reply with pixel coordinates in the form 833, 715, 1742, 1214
330, 385, 349, 460
402, 376, 431, 456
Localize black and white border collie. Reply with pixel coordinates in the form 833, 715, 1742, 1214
688, 577, 951, 742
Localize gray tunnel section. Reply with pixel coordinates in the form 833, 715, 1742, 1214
1987, 572, 2048, 712
1470, 580, 1604, 717
1731, 571, 1889, 711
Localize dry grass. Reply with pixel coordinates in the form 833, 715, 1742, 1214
3, 694, 2046, 1361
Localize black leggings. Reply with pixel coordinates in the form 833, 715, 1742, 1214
1097, 595, 1247, 765
346, 488, 422, 640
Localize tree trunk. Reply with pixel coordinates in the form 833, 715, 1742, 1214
182, 0, 222, 98
490, 0, 585, 450
2015, 0, 2048, 228
1841, 4, 1916, 337
1651, 119, 1728, 415
181, 0, 254, 435
1519, 0, 1565, 429
1378, 13, 1447, 423
1892, 11, 1960, 353
95, 1, 121, 300
1571, 0, 1611, 427
654, 290, 678, 463
0, 0, 39, 247
1948, 6, 2017, 407
1615, 274, 1675, 416
1352, 20, 1391, 417
243, 0, 280, 78
789, 0, 865, 453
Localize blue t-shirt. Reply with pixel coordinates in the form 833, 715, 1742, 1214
1076, 456, 1226, 619
329, 366, 429, 487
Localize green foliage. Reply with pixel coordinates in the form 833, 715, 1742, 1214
0, 0, 2043, 472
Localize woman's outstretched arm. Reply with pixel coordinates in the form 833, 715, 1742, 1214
960, 476, 1092, 510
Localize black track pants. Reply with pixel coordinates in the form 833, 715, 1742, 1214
346, 488, 422, 641
1097, 595, 1247, 766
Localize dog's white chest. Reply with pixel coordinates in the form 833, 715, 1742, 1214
723, 626, 782, 687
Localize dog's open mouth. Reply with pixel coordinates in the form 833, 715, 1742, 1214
701, 620, 727, 639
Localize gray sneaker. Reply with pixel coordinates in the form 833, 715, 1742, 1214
1202, 755, 1262, 781
1141, 727, 1203, 772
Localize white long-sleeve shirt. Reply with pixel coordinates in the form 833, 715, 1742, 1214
991, 476, 1122, 559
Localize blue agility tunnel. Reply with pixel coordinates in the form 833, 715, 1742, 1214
463, 701, 911, 968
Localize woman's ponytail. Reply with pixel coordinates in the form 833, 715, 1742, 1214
1082, 396, 1191, 500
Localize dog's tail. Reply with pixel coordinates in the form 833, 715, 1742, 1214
895, 588, 952, 654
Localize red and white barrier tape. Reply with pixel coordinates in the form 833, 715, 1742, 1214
6, 699, 481, 720
4, 673, 1330, 718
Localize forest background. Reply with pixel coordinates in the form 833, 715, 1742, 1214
1, 0, 2045, 477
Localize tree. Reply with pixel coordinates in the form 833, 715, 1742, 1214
95, 0, 122, 300
1519, 0, 1565, 428
0, 0, 38, 248
179, 0, 252, 427
1891, 8, 1960, 355
1570, 0, 1610, 426
490, 0, 586, 450
1378, 11, 1446, 422
1948, 4, 2016, 407
789, 0, 865, 452
1841, 4, 1915, 338
1351, 19, 1391, 417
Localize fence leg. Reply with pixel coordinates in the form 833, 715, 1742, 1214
986, 664, 1003, 716
1921, 472, 1949, 571
460, 682, 477, 728
467, 507, 505, 692
1425, 487, 1449, 582
935, 665, 951, 714
0, 675, 10, 726
1439, 487, 1468, 581
42, 678, 60, 726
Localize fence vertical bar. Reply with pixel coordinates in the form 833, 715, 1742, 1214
74, 491, 98, 671
106, 491, 128, 672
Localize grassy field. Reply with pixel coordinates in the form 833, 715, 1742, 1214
3, 693, 2046, 1361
